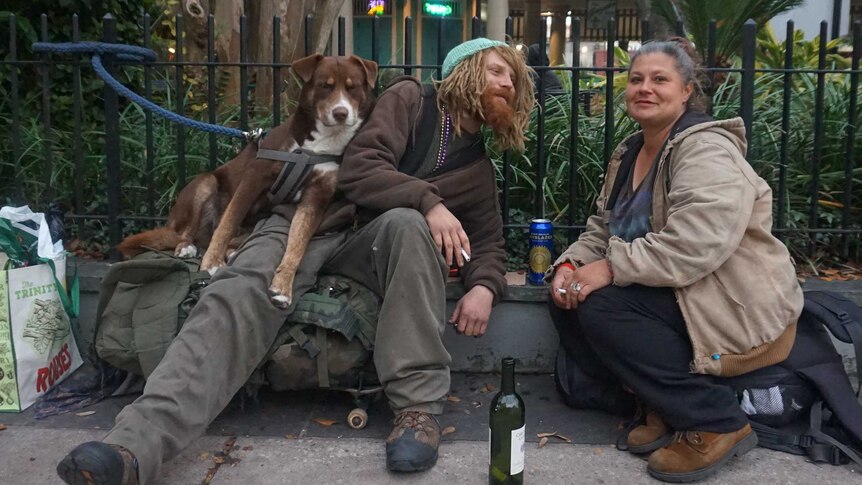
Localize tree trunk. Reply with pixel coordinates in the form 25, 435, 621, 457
214, 0, 244, 108
181, 0, 209, 65
252, 0, 347, 113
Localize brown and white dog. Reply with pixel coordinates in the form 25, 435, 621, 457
118, 54, 378, 308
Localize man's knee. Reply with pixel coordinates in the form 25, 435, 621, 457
376, 208, 427, 232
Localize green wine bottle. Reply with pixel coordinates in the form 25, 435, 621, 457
489, 357, 525, 484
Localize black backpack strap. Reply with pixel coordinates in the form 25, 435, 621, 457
799, 361, 862, 443
749, 403, 862, 467
749, 421, 809, 456
803, 290, 862, 395
806, 402, 862, 467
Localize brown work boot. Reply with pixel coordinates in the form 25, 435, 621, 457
57, 441, 139, 485
385, 411, 441, 472
647, 423, 758, 483
627, 408, 673, 454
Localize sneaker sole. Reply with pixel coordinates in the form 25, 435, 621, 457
647, 431, 759, 483
56, 442, 124, 485
627, 432, 674, 455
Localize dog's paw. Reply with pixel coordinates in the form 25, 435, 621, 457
201, 259, 224, 276
269, 287, 292, 309
175, 244, 198, 258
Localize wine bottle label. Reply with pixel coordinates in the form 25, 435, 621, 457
511, 425, 525, 474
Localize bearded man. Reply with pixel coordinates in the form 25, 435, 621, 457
57, 38, 535, 485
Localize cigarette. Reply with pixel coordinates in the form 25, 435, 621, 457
555, 288, 567, 294
460, 248, 471, 262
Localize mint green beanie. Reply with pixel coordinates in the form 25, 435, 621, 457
441, 37, 508, 78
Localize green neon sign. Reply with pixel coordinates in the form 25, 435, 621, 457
424, 2, 452, 16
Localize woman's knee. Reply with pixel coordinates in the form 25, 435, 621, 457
576, 286, 625, 342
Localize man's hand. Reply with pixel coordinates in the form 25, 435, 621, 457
425, 203, 471, 267
450, 285, 494, 337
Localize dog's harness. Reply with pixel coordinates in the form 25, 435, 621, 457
250, 129, 343, 205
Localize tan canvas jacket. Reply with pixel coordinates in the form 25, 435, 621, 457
553, 115, 803, 377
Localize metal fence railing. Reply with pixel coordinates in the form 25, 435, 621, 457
1, 13, 860, 261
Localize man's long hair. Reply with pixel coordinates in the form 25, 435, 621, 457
435, 45, 535, 152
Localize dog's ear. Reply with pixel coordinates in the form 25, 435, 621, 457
350, 56, 378, 89
292, 54, 324, 83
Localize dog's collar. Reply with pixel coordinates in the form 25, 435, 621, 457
260, 148, 342, 205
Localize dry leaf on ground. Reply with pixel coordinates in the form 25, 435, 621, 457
442, 426, 456, 436
285, 434, 297, 440
75, 411, 96, 417
0, 424, 7, 431
538, 437, 549, 448
313, 418, 337, 427
481, 383, 495, 393
197, 452, 211, 461
537, 432, 557, 438
447, 395, 461, 403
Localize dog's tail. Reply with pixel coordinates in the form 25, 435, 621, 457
117, 227, 183, 259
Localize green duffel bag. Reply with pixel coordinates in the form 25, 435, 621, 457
94, 252, 381, 391
262, 274, 380, 391
94, 252, 209, 377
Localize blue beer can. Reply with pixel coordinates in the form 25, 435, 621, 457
528, 219, 553, 285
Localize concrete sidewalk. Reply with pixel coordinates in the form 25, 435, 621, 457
1, 426, 859, 484
2, 372, 860, 484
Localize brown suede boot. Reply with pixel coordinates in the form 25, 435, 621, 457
647, 423, 758, 483
385, 411, 441, 472
627, 408, 673, 454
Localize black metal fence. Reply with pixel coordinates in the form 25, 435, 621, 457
1, 13, 860, 262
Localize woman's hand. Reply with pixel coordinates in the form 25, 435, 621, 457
550, 265, 579, 310
571, 259, 613, 303
550, 259, 613, 309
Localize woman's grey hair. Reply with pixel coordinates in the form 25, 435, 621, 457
629, 38, 705, 109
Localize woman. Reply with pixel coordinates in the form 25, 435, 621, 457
548, 39, 803, 482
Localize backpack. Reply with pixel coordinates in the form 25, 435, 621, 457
94, 251, 381, 391
727, 290, 862, 466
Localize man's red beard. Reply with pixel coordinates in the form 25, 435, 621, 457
480, 86, 516, 133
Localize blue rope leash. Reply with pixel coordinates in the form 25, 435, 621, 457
31, 41, 253, 141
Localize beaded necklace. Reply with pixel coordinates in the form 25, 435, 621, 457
434, 107, 453, 172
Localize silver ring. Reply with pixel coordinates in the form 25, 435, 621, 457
570, 282, 582, 293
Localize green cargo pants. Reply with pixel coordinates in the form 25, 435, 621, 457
104, 208, 451, 484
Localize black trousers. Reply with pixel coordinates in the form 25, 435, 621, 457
550, 283, 748, 433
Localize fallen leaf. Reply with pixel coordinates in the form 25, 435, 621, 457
556, 433, 572, 443
313, 418, 337, 427
539, 437, 549, 448
213, 453, 226, 464
285, 434, 297, 440
0, 424, 7, 431
481, 383, 495, 393
198, 452, 211, 461
75, 411, 96, 417
537, 432, 558, 438
472, 400, 482, 408
442, 426, 456, 436
594, 447, 603, 455
447, 395, 461, 403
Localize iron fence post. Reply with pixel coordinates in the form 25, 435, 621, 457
102, 14, 122, 260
